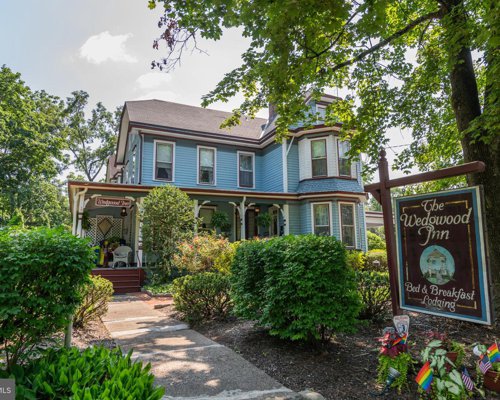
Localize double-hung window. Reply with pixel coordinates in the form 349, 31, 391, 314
339, 202, 356, 248
155, 141, 174, 181
313, 203, 331, 236
198, 146, 216, 185
338, 140, 351, 177
311, 139, 327, 177
238, 152, 254, 188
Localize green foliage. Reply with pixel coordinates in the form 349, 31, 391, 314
356, 270, 391, 321
141, 186, 197, 282
214, 241, 239, 275
367, 230, 386, 250
346, 250, 365, 270
172, 272, 232, 324
231, 235, 361, 342
64, 91, 121, 181
210, 211, 231, 233
421, 340, 474, 399
143, 282, 174, 295
256, 213, 272, 228
377, 353, 414, 393
173, 232, 232, 274
365, 249, 388, 272
73, 275, 114, 329
0, 228, 94, 370
6, 346, 164, 399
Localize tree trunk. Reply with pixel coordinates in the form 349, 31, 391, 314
446, 1, 500, 322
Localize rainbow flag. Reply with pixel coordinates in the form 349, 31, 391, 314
488, 343, 500, 363
416, 361, 433, 391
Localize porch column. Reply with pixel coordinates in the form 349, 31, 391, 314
75, 189, 89, 238
230, 197, 253, 241
193, 200, 210, 235
134, 197, 144, 267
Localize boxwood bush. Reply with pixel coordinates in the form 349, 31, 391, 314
4, 346, 165, 399
231, 235, 361, 342
0, 228, 95, 370
172, 272, 232, 324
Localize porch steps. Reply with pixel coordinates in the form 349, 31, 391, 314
91, 268, 143, 294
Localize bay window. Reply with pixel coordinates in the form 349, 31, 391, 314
313, 203, 331, 236
339, 202, 356, 248
311, 139, 327, 177
338, 140, 351, 177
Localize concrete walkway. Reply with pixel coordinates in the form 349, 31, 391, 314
103, 295, 297, 400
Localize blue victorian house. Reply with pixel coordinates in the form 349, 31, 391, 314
69, 93, 368, 292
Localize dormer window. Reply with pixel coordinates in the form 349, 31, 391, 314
154, 140, 174, 181
311, 139, 327, 177
316, 104, 326, 121
198, 146, 216, 185
338, 140, 351, 177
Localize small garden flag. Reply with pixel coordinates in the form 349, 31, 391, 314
416, 361, 433, 391
479, 354, 492, 374
461, 367, 474, 391
488, 343, 500, 363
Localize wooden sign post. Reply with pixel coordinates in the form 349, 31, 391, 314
365, 150, 486, 317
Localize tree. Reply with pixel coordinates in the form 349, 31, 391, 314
148, 0, 500, 317
0, 66, 66, 201
141, 186, 197, 282
64, 91, 120, 181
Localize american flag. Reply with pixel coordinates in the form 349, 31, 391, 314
479, 354, 492, 374
461, 367, 474, 391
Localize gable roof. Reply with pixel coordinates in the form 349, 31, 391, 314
125, 99, 268, 140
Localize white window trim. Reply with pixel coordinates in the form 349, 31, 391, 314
310, 202, 333, 236
237, 150, 256, 189
153, 139, 176, 182
197, 145, 217, 186
316, 104, 326, 122
310, 138, 328, 178
337, 140, 352, 178
338, 201, 358, 248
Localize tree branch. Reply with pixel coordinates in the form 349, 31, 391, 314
327, 9, 442, 73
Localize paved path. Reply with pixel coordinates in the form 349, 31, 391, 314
103, 295, 297, 400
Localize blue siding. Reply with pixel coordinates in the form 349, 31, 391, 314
357, 203, 368, 252
287, 141, 299, 192
299, 202, 312, 234
297, 177, 364, 194
288, 203, 301, 235
261, 143, 283, 192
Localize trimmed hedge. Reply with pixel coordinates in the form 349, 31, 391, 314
172, 272, 232, 324
231, 235, 361, 342
0, 227, 94, 370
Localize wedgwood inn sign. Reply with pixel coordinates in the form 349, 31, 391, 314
395, 186, 492, 324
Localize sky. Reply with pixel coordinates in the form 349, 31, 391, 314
0, 0, 410, 179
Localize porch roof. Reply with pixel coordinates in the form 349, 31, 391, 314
68, 180, 367, 215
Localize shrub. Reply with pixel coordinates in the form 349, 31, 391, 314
73, 275, 114, 329
172, 272, 232, 324
0, 227, 94, 370
214, 242, 239, 275
346, 250, 365, 270
7, 346, 164, 399
356, 270, 391, 321
230, 239, 267, 319
367, 230, 386, 250
173, 232, 232, 274
365, 249, 388, 271
232, 235, 361, 342
141, 186, 197, 282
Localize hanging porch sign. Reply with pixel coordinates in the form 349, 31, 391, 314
95, 197, 132, 208
395, 186, 491, 324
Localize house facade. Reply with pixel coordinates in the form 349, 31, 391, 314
69, 93, 368, 288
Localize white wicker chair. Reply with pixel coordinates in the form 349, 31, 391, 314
112, 246, 132, 268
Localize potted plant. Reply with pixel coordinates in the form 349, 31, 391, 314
475, 343, 500, 393
425, 331, 465, 368
256, 213, 272, 236
211, 211, 231, 235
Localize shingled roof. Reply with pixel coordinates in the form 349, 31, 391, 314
125, 99, 268, 140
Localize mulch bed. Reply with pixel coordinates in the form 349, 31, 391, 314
196, 312, 500, 400
71, 318, 115, 350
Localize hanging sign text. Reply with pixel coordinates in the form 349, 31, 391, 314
95, 197, 131, 208
395, 186, 491, 324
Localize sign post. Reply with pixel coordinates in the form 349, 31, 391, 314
365, 150, 488, 321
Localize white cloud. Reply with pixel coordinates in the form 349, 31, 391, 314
79, 31, 137, 64
135, 90, 179, 102
136, 72, 172, 90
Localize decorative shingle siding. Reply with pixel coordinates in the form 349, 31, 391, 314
297, 177, 364, 194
